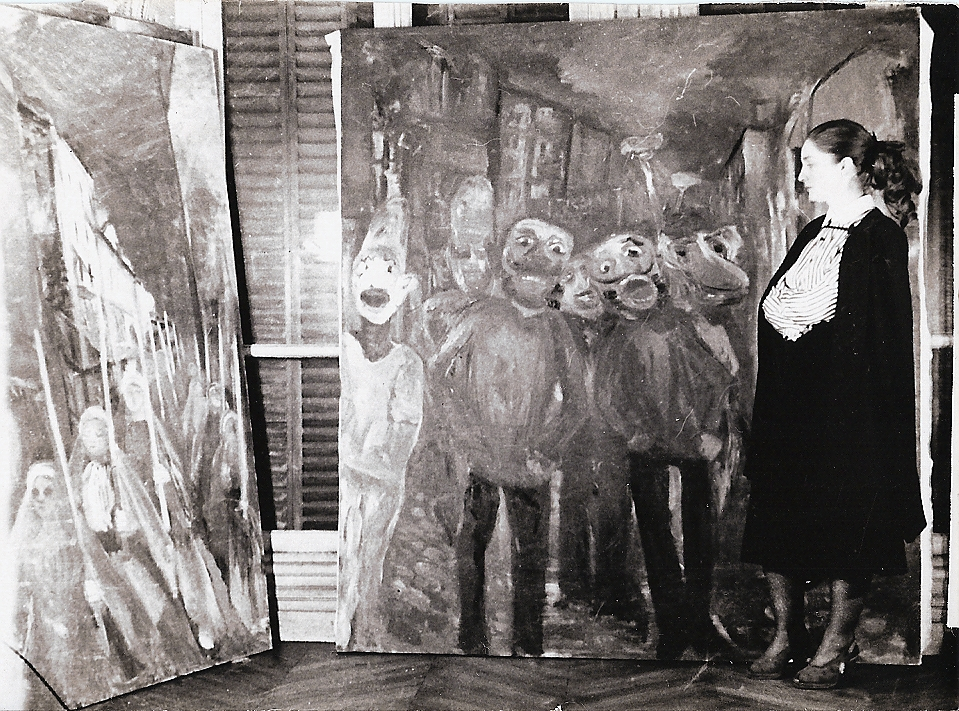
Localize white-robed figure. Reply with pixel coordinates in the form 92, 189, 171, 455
337, 198, 425, 650
67, 406, 206, 682
9, 462, 117, 704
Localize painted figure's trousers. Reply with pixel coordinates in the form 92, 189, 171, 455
628, 453, 714, 658
558, 427, 636, 617
457, 473, 549, 656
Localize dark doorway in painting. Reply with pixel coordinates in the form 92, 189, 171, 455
337, 8, 924, 662
0, 6, 271, 707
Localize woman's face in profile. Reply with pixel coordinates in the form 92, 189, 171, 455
798, 139, 848, 204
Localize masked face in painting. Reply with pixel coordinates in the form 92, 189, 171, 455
351, 248, 416, 325
502, 218, 573, 308
121, 371, 150, 420
447, 241, 493, 300
556, 253, 606, 321
352, 199, 416, 325
26, 463, 57, 520
79, 409, 110, 463
448, 176, 495, 299
588, 232, 660, 316
658, 225, 750, 306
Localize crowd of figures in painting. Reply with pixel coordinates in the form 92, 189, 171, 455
338, 177, 754, 660
335, 13, 926, 662
7, 122, 269, 706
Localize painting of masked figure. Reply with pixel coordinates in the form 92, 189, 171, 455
0, 6, 271, 707
337, 7, 927, 663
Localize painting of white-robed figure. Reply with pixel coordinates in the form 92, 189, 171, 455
0, 6, 271, 707
335, 8, 927, 664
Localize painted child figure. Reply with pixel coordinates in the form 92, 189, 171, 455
337, 198, 425, 650
552, 251, 641, 624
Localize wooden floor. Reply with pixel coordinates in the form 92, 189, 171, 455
16, 641, 957, 711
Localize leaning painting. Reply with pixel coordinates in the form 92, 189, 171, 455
337, 8, 926, 662
0, 6, 271, 707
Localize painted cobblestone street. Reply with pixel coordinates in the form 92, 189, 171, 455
376, 466, 921, 663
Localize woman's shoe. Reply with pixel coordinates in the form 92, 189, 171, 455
748, 628, 811, 680
748, 644, 806, 680
792, 641, 860, 690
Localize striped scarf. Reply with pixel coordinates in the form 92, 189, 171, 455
763, 196, 875, 341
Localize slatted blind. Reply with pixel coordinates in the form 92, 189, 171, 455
225, 0, 288, 342
224, 1, 354, 530
301, 358, 340, 528
257, 359, 300, 529
295, 2, 342, 344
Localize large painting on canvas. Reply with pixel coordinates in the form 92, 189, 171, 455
0, 6, 271, 707
336, 9, 925, 662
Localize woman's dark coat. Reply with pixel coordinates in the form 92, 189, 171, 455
741, 209, 926, 577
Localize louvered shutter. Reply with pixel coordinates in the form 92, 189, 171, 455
250, 358, 299, 529
225, 0, 289, 343
300, 358, 340, 528
295, 2, 341, 344
225, 1, 353, 530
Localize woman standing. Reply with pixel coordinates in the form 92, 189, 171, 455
741, 119, 926, 689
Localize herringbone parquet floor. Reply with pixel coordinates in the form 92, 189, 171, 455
13, 641, 957, 711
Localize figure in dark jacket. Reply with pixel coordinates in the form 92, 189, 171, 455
380, 176, 497, 650
436, 218, 586, 656
590, 224, 746, 660
742, 119, 926, 690
554, 249, 644, 626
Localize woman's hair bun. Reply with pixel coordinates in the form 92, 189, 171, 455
807, 120, 921, 228
869, 139, 922, 228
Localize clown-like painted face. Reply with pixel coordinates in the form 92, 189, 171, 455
351, 246, 415, 325
352, 200, 415, 325
502, 218, 573, 307
557, 253, 606, 321
588, 233, 660, 316
658, 225, 750, 306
